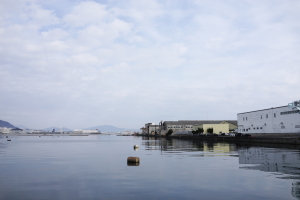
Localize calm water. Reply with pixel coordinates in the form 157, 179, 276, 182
1, 135, 300, 200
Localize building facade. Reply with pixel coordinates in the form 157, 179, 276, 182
202, 124, 229, 134
237, 100, 300, 134
140, 123, 160, 135
161, 120, 237, 135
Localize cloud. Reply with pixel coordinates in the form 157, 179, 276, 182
63, 1, 109, 28
0, 0, 299, 129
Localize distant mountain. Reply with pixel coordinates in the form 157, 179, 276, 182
0, 120, 16, 128
42, 127, 73, 132
86, 125, 136, 133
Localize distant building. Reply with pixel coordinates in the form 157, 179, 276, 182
121, 131, 134, 135
83, 129, 98, 134
73, 129, 99, 134
201, 124, 229, 134
10, 128, 23, 133
140, 123, 160, 135
0, 127, 11, 133
161, 120, 237, 135
237, 100, 300, 134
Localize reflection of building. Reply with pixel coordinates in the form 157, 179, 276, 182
237, 100, 300, 134
292, 182, 300, 199
203, 142, 231, 153
238, 147, 300, 176
239, 147, 300, 199
142, 137, 234, 156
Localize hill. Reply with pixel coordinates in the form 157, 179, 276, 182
0, 120, 16, 128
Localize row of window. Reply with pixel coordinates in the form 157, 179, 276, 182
241, 127, 263, 132
242, 110, 300, 121
243, 113, 275, 121
241, 125, 300, 131
167, 126, 192, 129
280, 110, 299, 115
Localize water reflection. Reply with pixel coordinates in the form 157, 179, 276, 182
238, 147, 300, 178
127, 162, 140, 166
142, 137, 300, 199
238, 147, 300, 199
142, 137, 237, 156
1, 135, 300, 200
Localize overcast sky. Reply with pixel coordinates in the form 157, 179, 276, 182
0, 0, 299, 130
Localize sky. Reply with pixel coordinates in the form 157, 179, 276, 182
0, 0, 300, 130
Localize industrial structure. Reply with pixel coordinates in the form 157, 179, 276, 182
237, 100, 300, 134
161, 120, 237, 135
141, 120, 238, 135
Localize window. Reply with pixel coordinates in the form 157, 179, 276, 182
281, 126, 285, 129
261, 115, 262, 119
295, 125, 300, 128
266, 114, 268, 118
243, 117, 244, 121
280, 110, 300, 115
246, 117, 248, 120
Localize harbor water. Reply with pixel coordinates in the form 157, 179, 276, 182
0, 135, 300, 200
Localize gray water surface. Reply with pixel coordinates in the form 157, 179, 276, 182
0, 135, 300, 200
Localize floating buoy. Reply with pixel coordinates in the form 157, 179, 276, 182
127, 157, 140, 163
7, 140, 11, 141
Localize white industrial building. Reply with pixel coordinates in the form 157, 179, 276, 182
237, 100, 300, 134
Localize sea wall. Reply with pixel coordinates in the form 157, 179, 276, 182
140, 134, 300, 145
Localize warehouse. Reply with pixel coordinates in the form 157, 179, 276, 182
161, 120, 237, 135
237, 100, 300, 134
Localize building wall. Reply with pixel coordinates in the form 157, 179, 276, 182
238, 106, 300, 134
220, 121, 238, 131
149, 125, 160, 135
202, 124, 229, 134
165, 124, 194, 131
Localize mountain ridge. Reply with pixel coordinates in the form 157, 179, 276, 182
1, 120, 137, 132
0, 120, 16, 128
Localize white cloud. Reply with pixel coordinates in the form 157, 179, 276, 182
0, 0, 300, 129
63, 1, 110, 27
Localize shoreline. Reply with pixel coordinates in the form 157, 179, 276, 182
137, 134, 300, 145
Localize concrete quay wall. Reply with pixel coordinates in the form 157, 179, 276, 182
141, 134, 300, 145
